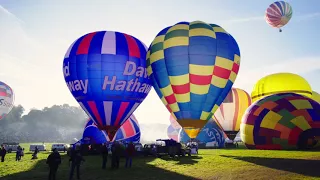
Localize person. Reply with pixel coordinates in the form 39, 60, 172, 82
101, 143, 108, 169
16, 145, 22, 161
32, 146, 39, 159
0, 145, 7, 162
46, 148, 61, 180
111, 142, 117, 169
125, 142, 135, 168
69, 145, 85, 180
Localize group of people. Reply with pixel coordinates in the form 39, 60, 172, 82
0, 145, 41, 162
45, 141, 136, 180
101, 141, 136, 169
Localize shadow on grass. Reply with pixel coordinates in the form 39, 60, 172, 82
220, 155, 320, 178
2, 154, 199, 180
159, 155, 203, 165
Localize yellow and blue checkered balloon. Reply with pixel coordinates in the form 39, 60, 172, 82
147, 21, 241, 138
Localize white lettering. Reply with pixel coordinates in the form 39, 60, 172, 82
65, 79, 88, 94
123, 61, 136, 76
102, 76, 116, 90
63, 61, 70, 77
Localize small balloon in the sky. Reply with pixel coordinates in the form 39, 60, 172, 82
265, 1, 293, 32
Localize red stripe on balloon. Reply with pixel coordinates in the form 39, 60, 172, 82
114, 102, 129, 126
87, 101, 103, 126
172, 83, 190, 94
77, 32, 97, 55
190, 74, 211, 85
124, 34, 140, 58
213, 66, 231, 79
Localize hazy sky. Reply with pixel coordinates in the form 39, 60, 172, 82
1, 0, 320, 125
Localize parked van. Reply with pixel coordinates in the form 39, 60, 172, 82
2, 142, 19, 153
29, 144, 46, 152
51, 144, 69, 152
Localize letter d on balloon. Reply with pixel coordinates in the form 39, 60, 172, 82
123, 61, 136, 76
63, 62, 70, 77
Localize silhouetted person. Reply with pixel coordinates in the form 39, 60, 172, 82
0, 145, 6, 162
125, 142, 135, 168
32, 146, 39, 160
69, 145, 85, 180
16, 145, 22, 161
101, 143, 108, 169
46, 148, 61, 180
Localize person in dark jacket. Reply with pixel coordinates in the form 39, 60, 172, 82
111, 142, 122, 169
32, 146, 39, 160
101, 143, 108, 169
125, 142, 135, 168
16, 145, 22, 161
111, 142, 117, 169
69, 145, 85, 180
0, 145, 6, 162
46, 148, 61, 180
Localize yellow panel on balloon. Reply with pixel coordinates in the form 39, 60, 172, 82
169, 74, 189, 85
184, 128, 201, 139
175, 93, 190, 103
311, 91, 320, 103
289, 100, 312, 110
240, 124, 254, 145
291, 116, 311, 131
260, 111, 282, 129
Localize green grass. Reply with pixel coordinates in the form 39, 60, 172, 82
0, 143, 320, 180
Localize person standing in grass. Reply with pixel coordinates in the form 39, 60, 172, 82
16, 145, 22, 161
69, 145, 85, 180
0, 145, 6, 162
125, 142, 135, 168
101, 143, 108, 169
46, 148, 61, 180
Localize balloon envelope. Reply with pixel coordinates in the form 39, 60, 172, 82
147, 21, 240, 138
179, 118, 226, 148
265, 1, 293, 30
167, 124, 180, 142
214, 88, 251, 140
241, 93, 320, 150
82, 114, 141, 144
0, 81, 14, 120
311, 91, 320, 103
63, 31, 152, 140
251, 73, 312, 103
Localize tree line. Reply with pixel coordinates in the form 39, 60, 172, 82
0, 104, 88, 144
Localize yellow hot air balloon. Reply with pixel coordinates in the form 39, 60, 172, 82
311, 91, 320, 103
147, 21, 241, 139
251, 72, 312, 103
213, 88, 251, 140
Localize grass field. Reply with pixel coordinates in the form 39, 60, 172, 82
0, 143, 320, 180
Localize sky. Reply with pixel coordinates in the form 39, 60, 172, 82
0, 0, 320, 126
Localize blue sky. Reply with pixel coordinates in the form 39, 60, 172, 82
0, 0, 320, 125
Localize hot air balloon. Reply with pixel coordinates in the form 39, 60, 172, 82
251, 73, 312, 103
179, 118, 226, 148
63, 31, 152, 140
147, 21, 240, 139
311, 91, 320, 103
0, 81, 14, 120
214, 88, 251, 140
83, 120, 108, 144
265, 1, 293, 32
167, 125, 180, 142
169, 115, 182, 129
82, 114, 141, 144
114, 114, 141, 143
241, 93, 320, 150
